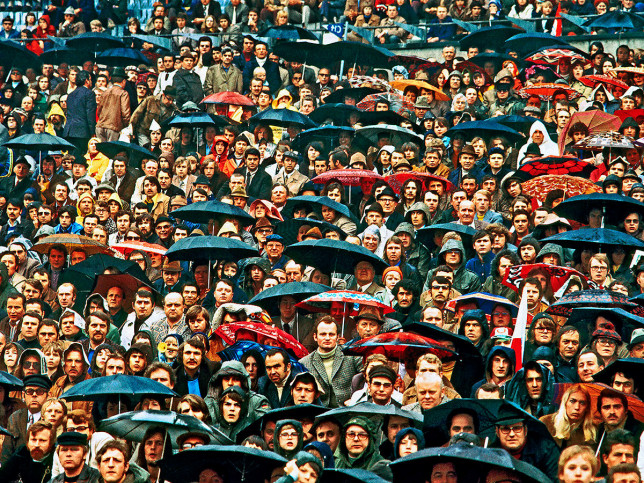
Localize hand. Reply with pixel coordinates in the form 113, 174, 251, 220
284, 460, 299, 477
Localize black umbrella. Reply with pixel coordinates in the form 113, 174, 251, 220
261, 25, 319, 41
566, 307, 644, 348
96, 47, 152, 67
65, 32, 126, 52
504, 32, 570, 56
324, 87, 381, 105
248, 281, 331, 315
446, 120, 523, 143
355, 125, 423, 148
468, 52, 526, 71
402, 321, 479, 359
415, 223, 477, 252
0, 371, 23, 391
275, 217, 347, 245
594, 358, 644, 394
96, 141, 157, 168
39, 46, 91, 66
542, 228, 644, 252
316, 402, 423, 429
272, 40, 327, 65
159, 445, 287, 483
293, 126, 355, 155
167, 111, 230, 128
4, 133, 75, 152
170, 200, 255, 226
459, 26, 524, 52
282, 196, 358, 224
320, 468, 391, 483
583, 10, 644, 31
249, 108, 317, 129
236, 404, 328, 443
284, 239, 388, 275
492, 114, 543, 133
553, 193, 644, 227
0, 39, 41, 69
61, 374, 177, 402
165, 236, 259, 262
60, 254, 150, 294
309, 103, 363, 126
326, 41, 395, 69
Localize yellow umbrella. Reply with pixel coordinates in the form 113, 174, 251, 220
390, 79, 450, 102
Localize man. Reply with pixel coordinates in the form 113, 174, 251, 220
96, 68, 130, 142
154, 259, 183, 297
274, 151, 309, 197
17, 311, 41, 348
264, 234, 289, 271
601, 430, 637, 476
402, 372, 445, 412
97, 439, 147, 483
472, 346, 515, 397
358, 364, 398, 406
598, 388, 644, 438
609, 464, 641, 483
504, 361, 556, 418
242, 41, 281, 93
375, 4, 407, 44
273, 294, 315, 351
391, 280, 421, 325
0, 420, 56, 482
302, 317, 363, 407
130, 86, 176, 147
554, 326, 582, 383
419, 273, 456, 311
351, 261, 384, 295
1, 156, 33, 201
63, 71, 97, 154
233, 147, 272, 200
204, 46, 243, 97
0, 292, 25, 341
577, 348, 604, 383
10, 239, 41, 278
150, 292, 186, 345
174, 337, 212, 398
49, 343, 92, 411
107, 156, 137, 202
50, 432, 100, 483
290, 372, 323, 405
258, 348, 296, 408
173, 54, 204, 109
53, 283, 76, 319
81, 310, 117, 362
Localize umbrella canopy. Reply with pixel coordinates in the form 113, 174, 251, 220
342, 331, 457, 362
92, 273, 158, 310
520, 174, 601, 203
385, 172, 453, 194
261, 24, 318, 40
317, 402, 423, 429
502, 263, 588, 294
61, 374, 176, 402
459, 25, 523, 52
214, 321, 308, 358
580, 74, 630, 91
389, 79, 450, 102
325, 41, 395, 69
415, 223, 476, 252
249, 108, 317, 129
566, 307, 644, 349
516, 156, 595, 180
31, 234, 112, 256
348, 75, 393, 92
312, 168, 384, 187
294, 126, 356, 154
0, 39, 41, 69
248, 281, 331, 315
543, 228, 644, 252
355, 125, 423, 148
527, 47, 588, 65
403, 322, 480, 359
60, 255, 150, 293
492, 114, 542, 133
320, 469, 390, 483
165, 236, 259, 262
356, 92, 413, 116
275, 217, 347, 245
39, 46, 91, 66
167, 112, 230, 128
575, 131, 636, 151
272, 40, 327, 66
111, 240, 167, 258
236, 404, 328, 443
96, 47, 151, 66
158, 445, 286, 483
171, 200, 255, 225
593, 359, 644, 394
446, 120, 523, 143
583, 10, 644, 30
548, 290, 644, 317
96, 141, 157, 168
281, 196, 358, 224
468, 52, 525, 71
66, 32, 125, 51
517, 83, 582, 101
4, 132, 75, 152
217, 340, 306, 373
285, 239, 388, 274
554, 193, 644, 226
201, 91, 255, 107
558, 111, 621, 155
100, 410, 230, 448
309, 103, 363, 126
297, 290, 394, 314
445, 292, 518, 317
504, 32, 570, 56
325, 87, 382, 105
0, 371, 23, 391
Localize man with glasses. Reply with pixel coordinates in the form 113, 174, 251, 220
9, 240, 41, 278
337, 417, 392, 479
590, 253, 611, 289
177, 432, 209, 452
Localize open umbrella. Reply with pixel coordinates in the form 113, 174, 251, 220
324, 87, 382, 105
39, 46, 91, 66
275, 217, 347, 245
297, 290, 394, 315
309, 103, 362, 126
504, 32, 570, 56
343, 331, 457, 362
96, 141, 157, 169
615, 109, 644, 124
0, 39, 41, 69
446, 120, 523, 143
248, 281, 331, 315
520, 174, 601, 203
575, 131, 636, 151
285, 239, 388, 274
214, 321, 308, 358
558, 111, 621, 155
355, 125, 423, 148
217, 340, 306, 373
543, 228, 644, 252
201, 91, 255, 107
594, 358, 644, 387
281, 195, 358, 224
459, 25, 523, 52
554, 382, 644, 423
4, 132, 75, 152
171, 200, 255, 226
348, 75, 393, 92
236, 404, 328, 443
403, 322, 480, 360
31, 234, 112, 256
249, 108, 317, 129
60, 254, 150, 294
312, 168, 383, 187
554, 193, 644, 226
167, 112, 230, 130
294, 126, 356, 154
159, 445, 286, 483
566, 307, 644, 349
502, 263, 588, 294
356, 92, 413, 116
61, 374, 176, 402
385, 172, 453, 194
444, 292, 518, 317
91, 273, 158, 310
317, 402, 423, 429
468, 52, 525, 71
517, 83, 582, 101
65, 32, 125, 52
272, 40, 327, 66
320, 469, 390, 483
516, 156, 594, 180
547, 290, 644, 317
583, 10, 644, 31
111, 240, 167, 258
389, 79, 450, 102
96, 47, 151, 66
0, 371, 23, 391
580, 74, 629, 91
492, 114, 542, 133
415, 223, 476, 252
527, 47, 588, 65
165, 236, 259, 262
261, 24, 318, 40
325, 41, 395, 69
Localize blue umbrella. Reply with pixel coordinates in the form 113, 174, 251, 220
60, 374, 177, 402
542, 227, 644, 252
0, 39, 41, 68
167, 111, 230, 128
0, 371, 23, 391
284, 239, 388, 275
261, 25, 319, 41
294, 125, 355, 153
459, 25, 523, 52
39, 46, 91, 66
4, 133, 75, 151
282, 195, 358, 224
355, 124, 423, 148
446, 120, 523, 143
249, 108, 317, 129
217, 340, 307, 373
415, 223, 477, 251
96, 47, 152, 66
65, 32, 126, 52
171, 200, 255, 225
249, 281, 331, 315
165, 236, 259, 262
504, 32, 570, 55
492, 114, 543, 133
583, 11, 644, 31
553, 193, 644, 226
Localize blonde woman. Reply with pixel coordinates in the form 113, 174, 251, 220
540, 384, 597, 449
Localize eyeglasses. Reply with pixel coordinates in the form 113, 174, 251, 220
181, 442, 204, 449
23, 361, 39, 368
67, 425, 89, 432
370, 381, 393, 389
25, 388, 46, 396
126, 236, 141, 240
590, 266, 608, 272
534, 326, 553, 332
346, 431, 369, 441
596, 337, 617, 345
498, 424, 524, 435
279, 432, 299, 439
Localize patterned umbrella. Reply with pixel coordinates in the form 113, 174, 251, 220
348, 75, 394, 92
214, 322, 308, 358
558, 111, 621, 155
445, 292, 518, 317
527, 48, 587, 65
111, 240, 167, 257
575, 131, 636, 150
547, 290, 644, 317
312, 169, 384, 187
580, 74, 629, 91
296, 290, 395, 314
520, 174, 601, 202
516, 156, 595, 179
343, 332, 457, 362
217, 340, 306, 373
611, 66, 644, 76
31, 234, 113, 256
385, 172, 454, 194
389, 79, 450, 102
502, 263, 589, 293
517, 83, 582, 101
201, 91, 255, 107
357, 92, 414, 115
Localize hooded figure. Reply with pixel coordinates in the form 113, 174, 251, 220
0, 262, 18, 319
518, 121, 558, 164
212, 386, 250, 440
45, 103, 66, 137
124, 342, 153, 376
275, 451, 324, 483
393, 427, 425, 460
273, 419, 305, 460
619, 116, 641, 139
14, 348, 48, 379
425, 238, 481, 295
535, 243, 565, 266
335, 416, 393, 480
303, 441, 335, 469
458, 309, 490, 355
482, 249, 520, 303
504, 361, 557, 418
85, 137, 110, 182
470, 345, 517, 397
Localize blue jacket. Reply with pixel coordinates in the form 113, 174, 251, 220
55, 222, 83, 234
62, 86, 97, 138
465, 251, 495, 283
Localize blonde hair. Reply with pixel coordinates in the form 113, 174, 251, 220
552, 384, 596, 443
558, 445, 599, 477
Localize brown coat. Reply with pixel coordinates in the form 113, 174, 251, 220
49, 373, 93, 414
347, 13, 381, 43
97, 84, 131, 132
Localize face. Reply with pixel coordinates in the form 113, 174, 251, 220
417, 379, 442, 410
345, 424, 369, 457
464, 320, 482, 344
222, 397, 241, 423
525, 369, 543, 400
265, 354, 289, 384
369, 376, 394, 404
292, 381, 317, 404
430, 462, 457, 483
496, 423, 526, 452
565, 391, 588, 423
99, 449, 129, 483
64, 350, 85, 380
28, 429, 53, 461
603, 443, 635, 468
560, 454, 595, 483
559, 331, 580, 359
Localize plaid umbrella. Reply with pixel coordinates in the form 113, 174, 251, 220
111, 240, 167, 257
520, 174, 601, 202
343, 332, 457, 362
580, 74, 629, 91
502, 263, 588, 293
558, 111, 621, 154
312, 169, 384, 187
385, 172, 454, 194
357, 92, 414, 115
516, 156, 595, 180
575, 131, 636, 150
517, 83, 582, 101
547, 290, 644, 317
214, 322, 309, 358
31, 234, 113, 256
296, 290, 395, 315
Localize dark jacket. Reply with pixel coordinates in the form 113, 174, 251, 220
62, 85, 97, 138
257, 370, 297, 409
0, 444, 54, 483
50, 462, 101, 483
174, 361, 214, 398
242, 58, 281, 94
233, 167, 273, 200
504, 362, 557, 418
172, 69, 204, 109
470, 345, 516, 397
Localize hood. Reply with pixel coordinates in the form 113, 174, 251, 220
211, 303, 263, 332
293, 450, 324, 477
245, 257, 271, 275
393, 427, 425, 459
619, 116, 640, 137
207, 360, 251, 399
535, 243, 564, 263
458, 309, 490, 343
528, 120, 554, 147
272, 89, 293, 108
61, 308, 86, 330
83, 293, 109, 318
273, 419, 304, 460
47, 102, 66, 124
336, 416, 381, 468
405, 202, 431, 223
219, 385, 249, 423
304, 442, 335, 469
504, 362, 555, 411
439, 238, 465, 260
0, 262, 8, 291
484, 345, 516, 381
125, 342, 153, 365
108, 192, 124, 209
590, 83, 615, 102
17, 348, 47, 376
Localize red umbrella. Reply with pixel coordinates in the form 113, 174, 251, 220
343, 331, 457, 362
614, 109, 644, 123
92, 273, 157, 313
296, 290, 395, 315
312, 169, 384, 187
580, 74, 629, 91
111, 240, 167, 257
527, 48, 588, 65
517, 83, 582, 101
201, 91, 256, 107
214, 322, 308, 358
357, 92, 413, 115
385, 172, 454, 194
517, 155, 595, 179
558, 110, 621, 155
502, 263, 589, 294
521, 174, 601, 202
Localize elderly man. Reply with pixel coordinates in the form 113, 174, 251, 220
149, 292, 186, 345
402, 372, 446, 412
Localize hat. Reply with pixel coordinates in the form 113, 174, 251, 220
368, 364, 397, 383
284, 150, 299, 159
112, 67, 127, 81
490, 327, 513, 340
149, 119, 162, 133
182, 101, 199, 111
64, 6, 75, 15
624, 169, 641, 182
460, 144, 476, 157
592, 322, 622, 343
394, 222, 415, 237
629, 328, 644, 349
356, 305, 384, 324
252, 217, 274, 232
531, 346, 555, 365
162, 259, 182, 273
170, 195, 187, 207
414, 96, 431, 109
23, 374, 52, 391
156, 215, 174, 226
292, 372, 325, 395
495, 407, 527, 426
392, 157, 412, 171
61, 309, 86, 330
350, 152, 367, 167
194, 174, 210, 186
14, 157, 31, 167
217, 221, 238, 237
95, 183, 115, 194
72, 156, 88, 167
525, 143, 542, 156
523, 105, 541, 115
265, 234, 284, 244
177, 431, 211, 447
376, 186, 399, 202
231, 186, 248, 199
488, 147, 505, 157
125, 65, 138, 73
57, 432, 88, 447
382, 266, 403, 283
494, 69, 513, 83
365, 202, 384, 216
303, 227, 323, 239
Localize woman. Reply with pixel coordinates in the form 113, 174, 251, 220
41, 398, 67, 436
241, 349, 266, 392
90, 344, 113, 377
201, 14, 218, 33
517, 121, 558, 165
400, 179, 423, 214
273, 420, 304, 460
394, 427, 425, 459
42, 340, 65, 381
34, 14, 55, 41
557, 445, 598, 483
508, 0, 533, 19
541, 385, 597, 449
0, 342, 22, 374
208, 135, 234, 178
374, 145, 395, 175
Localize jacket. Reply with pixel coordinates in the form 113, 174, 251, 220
130, 94, 175, 135
0, 444, 54, 483
492, 432, 560, 482
174, 361, 213, 398
424, 238, 481, 295
273, 169, 310, 197
172, 69, 204, 109
334, 416, 393, 480
257, 370, 297, 409
233, 167, 273, 200
63, 85, 97, 138
299, 348, 362, 407
504, 363, 557, 418
50, 463, 101, 483
242, 58, 281, 94
97, 84, 131, 132
204, 63, 243, 96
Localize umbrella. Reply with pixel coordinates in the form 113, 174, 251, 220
281, 196, 358, 224
348, 75, 394, 92
317, 402, 423, 429
96, 47, 152, 66
320, 468, 390, 483
444, 292, 518, 317
39, 46, 91, 66
342, 331, 457, 362
214, 321, 308, 358
355, 125, 423, 148
171, 200, 255, 226
0, 39, 41, 69
554, 193, 644, 226
294, 126, 356, 154
403, 322, 480, 360
583, 10, 644, 31
4, 133, 75, 152
325, 87, 382, 105
415, 223, 476, 252
31, 234, 113, 256
389, 79, 450, 102
547, 290, 644, 317
520, 175, 601, 203
554, 382, 644, 423
359, 110, 416, 130
446, 120, 523, 143
158, 445, 286, 483
297, 290, 394, 315
249, 108, 317, 129
580, 74, 629, 91
504, 32, 570, 56
557, 111, 621, 155
502, 263, 588, 294
517, 83, 582, 101
516, 156, 595, 180
468, 52, 525, 71
165, 236, 259, 262
275, 217, 347, 245
325, 41, 395, 69
91, 273, 157, 310
312, 168, 384, 187
60, 374, 176, 402
385, 172, 453, 194
566, 307, 644, 349
236, 404, 328, 443
100, 410, 231, 448
65, 32, 126, 51
489, 114, 539, 133
309, 103, 362, 126
593, 358, 644, 393
272, 40, 327, 66
217, 340, 306, 373
459, 25, 523, 52
111, 240, 167, 258
248, 281, 331, 315
0, 371, 23, 390
575, 131, 636, 151
615, 109, 644, 123
542, 228, 644, 252
96, 141, 157, 167
167, 112, 230, 128
261, 24, 318, 40
284, 239, 388, 274
527, 47, 588, 65
356, 92, 413, 116
201, 91, 255, 107
60, 254, 150, 294
388, 54, 442, 73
